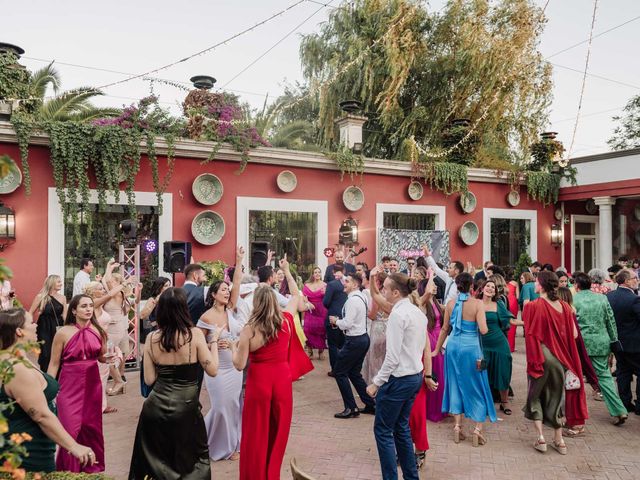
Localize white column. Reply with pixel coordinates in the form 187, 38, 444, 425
593, 196, 616, 270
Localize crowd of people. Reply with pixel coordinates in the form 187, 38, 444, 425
1, 247, 639, 479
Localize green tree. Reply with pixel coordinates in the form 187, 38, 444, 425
608, 94, 640, 150
298, 0, 552, 162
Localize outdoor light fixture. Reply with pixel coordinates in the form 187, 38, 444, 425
144, 239, 158, 253
339, 217, 358, 245
0, 202, 15, 251
551, 223, 563, 247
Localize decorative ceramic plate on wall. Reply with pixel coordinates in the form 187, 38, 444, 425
343, 186, 364, 211
507, 190, 520, 207
459, 221, 479, 246
277, 170, 297, 193
0, 157, 22, 194
459, 191, 477, 213
408, 181, 424, 201
191, 210, 225, 245
585, 199, 597, 214
192, 173, 223, 205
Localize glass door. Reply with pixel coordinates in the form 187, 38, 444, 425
573, 219, 597, 272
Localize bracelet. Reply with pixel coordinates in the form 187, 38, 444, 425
424, 375, 433, 379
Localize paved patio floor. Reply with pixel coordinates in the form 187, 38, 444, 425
104, 336, 640, 479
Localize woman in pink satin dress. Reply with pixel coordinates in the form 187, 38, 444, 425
48, 294, 111, 473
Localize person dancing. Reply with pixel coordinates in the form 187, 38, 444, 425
231, 255, 313, 480
433, 273, 497, 446
48, 294, 110, 472
198, 246, 244, 462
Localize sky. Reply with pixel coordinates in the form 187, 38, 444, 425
4, 0, 640, 159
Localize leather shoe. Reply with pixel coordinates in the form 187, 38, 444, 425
327, 371, 335, 378
623, 402, 636, 413
361, 405, 376, 415
334, 408, 360, 419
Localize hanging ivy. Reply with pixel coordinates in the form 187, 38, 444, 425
525, 171, 561, 206
326, 145, 365, 182
9, 113, 34, 195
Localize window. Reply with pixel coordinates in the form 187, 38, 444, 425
249, 210, 317, 281
383, 212, 435, 230
483, 208, 537, 265
490, 218, 531, 267
63, 204, 159, 299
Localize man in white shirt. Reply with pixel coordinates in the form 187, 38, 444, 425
329, 273, 376, 418
366, 272, 437, 480
422, 245, 463, 305
73, 258, 94, 296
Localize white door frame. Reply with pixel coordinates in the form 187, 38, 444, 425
236, 197, 328, 272
482, 208, 538, 263
375, 203, 446, 262
47, 188, 173, 285
571, 214, 599, 273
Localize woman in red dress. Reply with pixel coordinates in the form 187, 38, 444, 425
231, 256, 313, 480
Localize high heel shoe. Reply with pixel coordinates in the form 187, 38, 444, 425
500, 403, 512, 415
453, 424, 465, 444
472, 427, 486, 447
107, 382, 126, 396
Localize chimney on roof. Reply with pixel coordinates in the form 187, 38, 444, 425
190, 75, 216, 90
0, 42, 25, 59
335, 100, 366, 153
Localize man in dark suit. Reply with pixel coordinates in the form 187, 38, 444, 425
323, 264, 347, 376
182, 263, 208, 395
606, 269, 640, 414
323, 250, 356, 283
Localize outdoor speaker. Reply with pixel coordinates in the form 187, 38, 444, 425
250, 241, 270, 270
163, 241, 192, 273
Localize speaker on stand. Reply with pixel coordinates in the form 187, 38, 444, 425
250, 241, 270, 270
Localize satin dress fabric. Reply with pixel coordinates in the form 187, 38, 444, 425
55, 325, 105, 473
302, 285, 327, 350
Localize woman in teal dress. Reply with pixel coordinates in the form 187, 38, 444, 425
433, 273, 497, 447
477, 279, 514, 414
519, 272, 539, 309
0, 308, 95, 473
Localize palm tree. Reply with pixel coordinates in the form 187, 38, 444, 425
28, 62, 119, 121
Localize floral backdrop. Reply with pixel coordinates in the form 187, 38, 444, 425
378, 229, 450, 271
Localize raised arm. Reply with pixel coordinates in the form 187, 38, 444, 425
102, 259, 119, 289
369, 265, 392, 315
229, 246, 245, 310
422, 245, 450, 283
280, 255, 301, 316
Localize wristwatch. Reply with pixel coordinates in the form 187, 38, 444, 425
424, 375, 433, 379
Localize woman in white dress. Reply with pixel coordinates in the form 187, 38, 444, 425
198, 247, 244, 461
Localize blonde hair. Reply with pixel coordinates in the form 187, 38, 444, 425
83, 281, 103, 298
248, 285, 284, 343
37, 275, 61, 311
489, 274, 507, 297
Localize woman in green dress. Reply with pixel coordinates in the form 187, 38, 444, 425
0, 308, 95, 473
519, 271, 539, 309
477, 279, 514, 414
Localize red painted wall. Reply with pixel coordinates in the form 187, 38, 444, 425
0, 141, 559, 303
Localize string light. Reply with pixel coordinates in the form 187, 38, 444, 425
566, 0, 599, 161
95, 0, 310, 90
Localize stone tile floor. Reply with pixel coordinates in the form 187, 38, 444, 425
104, 336, 640, 479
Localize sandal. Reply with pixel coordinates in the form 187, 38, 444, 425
453, 424, 465, 444
563, 425, 585, 437
613, 414, 628, 426
472, 427, 486, 447
533, 436, 547, 453
415, 450, 426, 469
103, 406, 118, 414
500, 403, 512, 415
551, 440, 567, 455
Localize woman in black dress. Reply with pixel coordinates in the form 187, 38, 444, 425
28, 275, 67, 372
129, 287, 220, 480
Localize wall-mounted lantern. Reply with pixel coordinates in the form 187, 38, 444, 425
0, 203, 15, 251
339, 217, 358, 246
551, 223, 563, 247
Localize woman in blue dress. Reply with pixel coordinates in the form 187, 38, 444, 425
433, 272, 497, 447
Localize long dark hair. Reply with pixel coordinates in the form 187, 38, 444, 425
425, 299, 443, 332
65, 295, 107, 341
155, 287, 193, 352
0, 308, 27, 349
150, 277, 171, 298
205, 280, 230, 309
475, 279, 497, 302
537, 271, 560, 301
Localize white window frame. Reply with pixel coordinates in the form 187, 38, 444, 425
236, 197, 328, 272
483, 208, 537, 264
570, 214, 599, 273
375, 203, 446, 261
47, 188, 173, 283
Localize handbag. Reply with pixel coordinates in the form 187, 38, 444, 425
610, 339, 623, 354
564, 369, 581, 390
